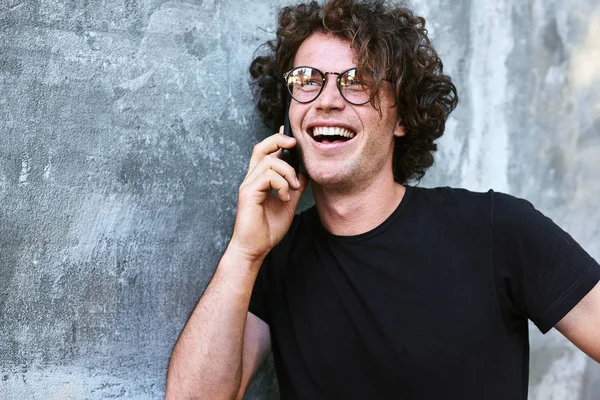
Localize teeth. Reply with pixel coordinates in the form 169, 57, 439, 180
312, 127, 356, 139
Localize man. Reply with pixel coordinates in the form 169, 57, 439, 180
166, 1, 600, 399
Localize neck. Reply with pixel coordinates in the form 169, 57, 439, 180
311, 173, 406, 236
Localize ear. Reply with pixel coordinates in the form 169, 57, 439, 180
393, 120, 405, 138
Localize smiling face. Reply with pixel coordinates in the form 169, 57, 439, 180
289, 32, 404, 191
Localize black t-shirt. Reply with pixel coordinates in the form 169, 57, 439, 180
249, 186, 600, 399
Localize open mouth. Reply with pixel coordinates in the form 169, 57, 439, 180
309, 127, 356, 144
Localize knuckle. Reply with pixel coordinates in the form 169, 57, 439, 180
283, 164, 295, 178
265, 168, 278, 180
270, 156, 287, 172
279, 179, 290, 191
238, 182, 248, 195
260, 155, 275, 168
251, 144, 262, 157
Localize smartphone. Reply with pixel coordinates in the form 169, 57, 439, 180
282, 95, 300, 174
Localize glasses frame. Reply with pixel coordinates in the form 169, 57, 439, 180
283, 66, 374, 106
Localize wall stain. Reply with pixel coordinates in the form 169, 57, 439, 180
581, 119, 600, 146
0, 57, 23, 77
170, 117, 189, 138
0, 213, 21, 320
184, 27, 211, 62
7, 0, 24, 10
117, 157, 144, 194
542, 18, 566, 64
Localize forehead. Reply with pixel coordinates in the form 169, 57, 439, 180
293, 32, 358, 71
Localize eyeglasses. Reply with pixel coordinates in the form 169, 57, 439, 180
283, 66, 374, 105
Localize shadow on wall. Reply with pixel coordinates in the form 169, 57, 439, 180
0, 212, 20, 322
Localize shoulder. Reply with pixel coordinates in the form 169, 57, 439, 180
489, 191, 559, 235
408, 187, 553, 235
411, 186, 537, 213
472, 190, 578, 253
491, 191, 536, 216
411, 185, 493, 205
408, 186, 496, 220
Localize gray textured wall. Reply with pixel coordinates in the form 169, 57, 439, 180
1, 0, 598, 399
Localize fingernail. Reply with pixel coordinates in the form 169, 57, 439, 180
295, 177, 300, 187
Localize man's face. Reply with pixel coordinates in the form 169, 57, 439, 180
289, 32, 404, 190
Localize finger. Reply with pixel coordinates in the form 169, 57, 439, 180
261, 169, 292, 202
288, 172, 309, 206
248, 154, 300, 190
239, 166, 289, 204
248, 133, 296, 173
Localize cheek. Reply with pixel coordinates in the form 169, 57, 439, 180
288, 104, 306, 132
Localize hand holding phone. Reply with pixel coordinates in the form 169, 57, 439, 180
232, 132, 307, 263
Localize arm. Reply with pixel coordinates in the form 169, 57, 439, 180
235, 312, 272, 400
165, 248, 267, 400
555, 280, 600, 363
165, 132, 308, 399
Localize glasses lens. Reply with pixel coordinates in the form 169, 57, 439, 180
339, 69, 372, 105
286, 67, 323, 103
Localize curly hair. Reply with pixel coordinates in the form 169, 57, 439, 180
249, 0, 458, 184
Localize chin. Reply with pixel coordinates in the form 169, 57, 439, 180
305, 167, 354, 189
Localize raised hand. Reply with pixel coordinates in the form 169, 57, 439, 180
230, 130, 308, 265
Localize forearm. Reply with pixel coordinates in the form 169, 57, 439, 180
166, 246, 264, 400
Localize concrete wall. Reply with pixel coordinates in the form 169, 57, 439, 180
1, 0, 598, 399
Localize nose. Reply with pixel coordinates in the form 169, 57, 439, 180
314, 74, 346, 111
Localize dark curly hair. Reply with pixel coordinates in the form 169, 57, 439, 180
249, 0, 458, 184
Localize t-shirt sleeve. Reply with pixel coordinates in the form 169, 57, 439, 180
248, 253, 272, 325
493, 192, 600, 334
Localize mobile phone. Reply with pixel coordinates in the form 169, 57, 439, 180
282, 96, 300, 174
